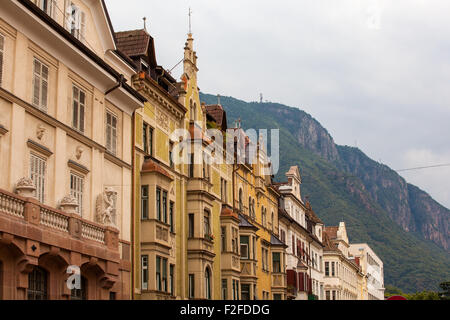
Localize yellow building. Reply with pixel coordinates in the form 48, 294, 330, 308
231, 128, 287, 300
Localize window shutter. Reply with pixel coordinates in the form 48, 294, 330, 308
80, 11, 86, 42
0, 34, 4, 87
33, 59, 41, 107
41, 64, 48, 111
299, 272, 304, 292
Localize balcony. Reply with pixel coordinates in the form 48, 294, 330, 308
221, 252, 241, 272
240, 260, 257, 279
141, 219, 172, 248
271, 273, 287, 289
0, 188, 119, 250
187, 237, 216, 260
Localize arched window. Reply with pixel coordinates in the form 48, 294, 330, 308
28, 266, 48, 300
239, 189, 243, 213
190, 100, 196, 121
271, 212, 274, 232
205, 267, 211, 300
71, 276, 87, 300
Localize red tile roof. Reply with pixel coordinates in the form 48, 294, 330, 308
324, 226, 339, 240
141, 158, 173, 180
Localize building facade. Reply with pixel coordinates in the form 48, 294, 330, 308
277, 166, 325, 300
0, 0, 145, 300
349, 243, 385, 300
322, 223, 364, 300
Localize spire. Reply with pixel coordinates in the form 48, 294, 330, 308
188, 7, 193, 35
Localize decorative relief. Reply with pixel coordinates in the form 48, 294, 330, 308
60, 195, 78, 214
15, 178, 36, 198
156, 109, 170, 131
36, 125, 46, 140
75, 146, 84, 160
96, 187, 118, 227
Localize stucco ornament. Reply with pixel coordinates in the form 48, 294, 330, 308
60, 195, 79, 214
75, 146, 84, 160
36, 125, 46, 140
96, 187, 118, 227
15, 177, 36, 198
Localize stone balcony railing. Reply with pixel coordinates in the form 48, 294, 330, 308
240, 260, 257, 278
220, 252, 241, 272
141, 219, 172, 248
0, 188, 118, 249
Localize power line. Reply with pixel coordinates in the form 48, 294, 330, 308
396, 163, 450, 173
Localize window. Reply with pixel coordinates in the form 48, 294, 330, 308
27, 266, 48, 300
241, 284, 250, 300
280, 230, 286, 244
189, 153, 194, 178
331, 262, 335, 277
70, 173, 84, 216
156, 256, 161, 291
240, 236, 249, 259
238, 189, 243, 212
188, 214, 194, 238
205, 268, 211, 300
39, 0, 55, 17
162, 258, 167, 292
0, 34, 4, 86
273, 294, 282, 300
332, 290, 336, 300
143, 122, 154, 156
189, 274, 195, 299
32, 58, 49, 112
141, 186, 149, 219
30, 153, 46, 203
272, 252, 281, 273
72, 85, 85, 132
221, 227, 226, 252
141, 255, 148, 291
204, 210, 211, 239
106, 111, 117, 155
71, 276, 86, 300
221, 178, 227, 202
233, 280, 240, 300
156, 188, 161, 221
67, 2, 86, 41
262, 247, 268, 271
262, 208, 266, 227
169, 141, 174, 168
190, 100, 196, 121
162, 191, 168, 223
170, 264, 175, 296
169, 202, 174, 233
232, 228, 239, 254
222, 279, 228, 300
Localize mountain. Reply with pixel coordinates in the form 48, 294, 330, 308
200, 93, 450, 293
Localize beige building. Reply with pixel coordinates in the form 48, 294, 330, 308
0, 0, 145, 299
323, 222, 364, 300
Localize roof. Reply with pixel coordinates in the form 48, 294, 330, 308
141, 157, 173, 181
239, 214, 259, 230
305, 202, 323, 224
324, 226, 339, 240
271, 234, 287, 247
322, 232, 340, 253
115, 29, 157, 68
205, 104, 227, 130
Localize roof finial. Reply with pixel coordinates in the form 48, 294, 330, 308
188, 7, 193, 34
143, 17, 147, 31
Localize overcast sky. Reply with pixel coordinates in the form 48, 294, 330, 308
106, 0, 450, 209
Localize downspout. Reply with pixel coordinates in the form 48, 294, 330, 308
131, 111, 136, 300
106, 74, 125, 95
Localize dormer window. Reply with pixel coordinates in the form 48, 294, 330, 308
66, 2, 86, 42
39, 0, 55, 18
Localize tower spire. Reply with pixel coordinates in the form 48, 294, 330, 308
188, 7, 192, 35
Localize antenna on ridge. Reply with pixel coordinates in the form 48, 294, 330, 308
260, 93, 263, 104
143, 17, 147, 31
217, 94, 221, 106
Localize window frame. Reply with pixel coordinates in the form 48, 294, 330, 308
105, 110, 118, 155
32, 57, 49, 112
141, 255, 148, 291
30, 152, 47, 203
72, 85, 86, 133
70, 171, 84, 216
141, 185, 149, 220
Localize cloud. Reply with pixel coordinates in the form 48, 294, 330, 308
105, 0, 450, 208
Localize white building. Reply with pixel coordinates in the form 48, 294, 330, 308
349, 243, 385, 300
277, 166, 325, 300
